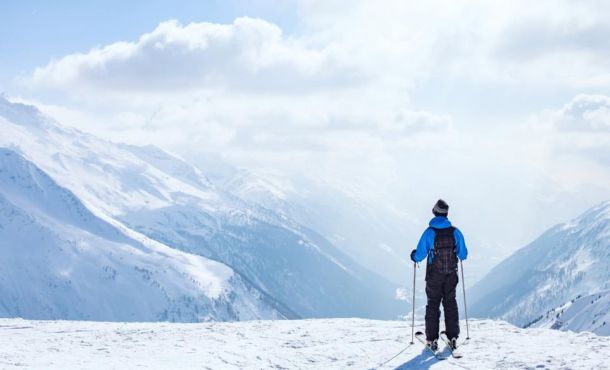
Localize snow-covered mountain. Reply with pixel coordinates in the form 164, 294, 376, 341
470, 200, 610, 329
0, 96, 403, 319
526, 290, 610, 336
1, 317, 608, 369
219, 169, 420, 285
0, 147, 288, 321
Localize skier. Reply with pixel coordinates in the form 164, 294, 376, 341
410, 199, 468, 352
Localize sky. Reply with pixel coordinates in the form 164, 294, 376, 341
1, 0, 610, 266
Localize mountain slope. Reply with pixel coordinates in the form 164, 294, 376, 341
118, 146, 404, 319
0, 318, 608, 369
470, 201, 610, 328
526, 290, 610, 336
0, 148, 288, 321
220, 169, 420, 285
0, 96, 403, 319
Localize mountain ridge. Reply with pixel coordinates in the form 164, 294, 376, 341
0, 147, 289, 321
0, 95, 403, 320
470, 200, 610, 330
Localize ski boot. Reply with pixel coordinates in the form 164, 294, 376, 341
449, 337, 458, 350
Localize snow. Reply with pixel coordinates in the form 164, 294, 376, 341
0, 318, 608, 369
220, 169, 421, 285
529, 290, 610, 336
0, 147, 287, 321
0, 95, 404, 320
470, 200, 610, 329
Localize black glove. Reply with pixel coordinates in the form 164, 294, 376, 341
410, 249, 417, 262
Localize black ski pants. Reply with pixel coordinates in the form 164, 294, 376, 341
425, 269, 460, 341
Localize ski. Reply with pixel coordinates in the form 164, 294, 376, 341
414, 331, 446, 360
439, 331, 463, 358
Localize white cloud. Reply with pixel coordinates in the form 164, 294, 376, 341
13, 2, 610, 271
298, 0, 610, 88
529, 94, 610, 174
554, 95, 610, 132
388, 110, 452, 134
30, 18, 361, 93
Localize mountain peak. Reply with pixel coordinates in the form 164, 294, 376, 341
0, 95, 51, 128
561, 199, 610, 237
120, 143, 215, 190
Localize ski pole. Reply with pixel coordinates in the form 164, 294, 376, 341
460, 260, 470, 339
410, 262, 416, 344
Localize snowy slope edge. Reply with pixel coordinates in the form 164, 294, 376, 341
1, 318, 609, 369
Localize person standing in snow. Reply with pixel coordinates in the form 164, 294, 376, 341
410, 199, 468, 351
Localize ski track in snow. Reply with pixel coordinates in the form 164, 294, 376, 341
0, 318, 608, 369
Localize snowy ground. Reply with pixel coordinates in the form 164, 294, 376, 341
0, 318, 608, 369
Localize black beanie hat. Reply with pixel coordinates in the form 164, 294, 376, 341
432, 199, 449, 216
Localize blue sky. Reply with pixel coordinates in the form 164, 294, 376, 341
0, 0, 299, 87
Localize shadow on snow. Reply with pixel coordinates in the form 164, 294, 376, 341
393, 348, 447, 370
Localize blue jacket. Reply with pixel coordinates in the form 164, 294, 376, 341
412, 216, 468, 264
